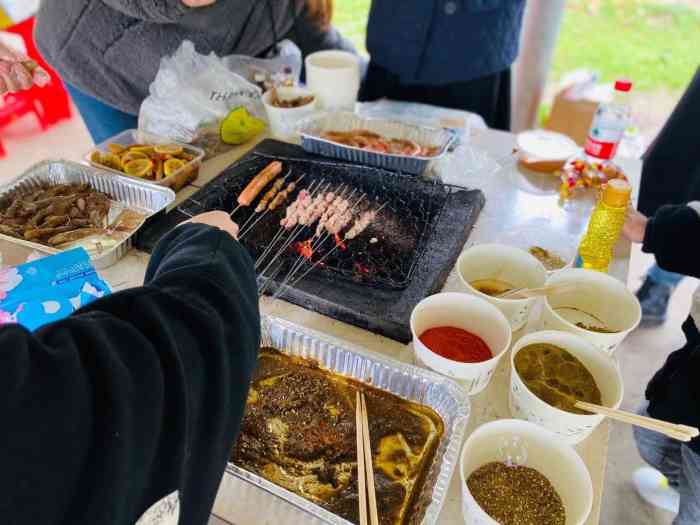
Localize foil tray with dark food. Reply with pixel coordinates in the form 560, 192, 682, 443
178, 154, 451, 290
0, 160, 175, 268
222, 317, 470, 525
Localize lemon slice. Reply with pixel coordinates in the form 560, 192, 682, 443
121, 151, 149, 164
107, 143, 126, 154
154, 144, 184, 156
124, 159, 153, 178
130, 145, 155, 156
220, 106, 266, 145
164, 158, 185, 177
90, 150, 105, 165
103, 153, 123, 171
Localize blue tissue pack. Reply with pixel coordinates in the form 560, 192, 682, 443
0, 248, 111, 331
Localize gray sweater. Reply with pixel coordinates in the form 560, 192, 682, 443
36, 0, 352, 115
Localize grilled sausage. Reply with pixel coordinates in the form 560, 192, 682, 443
237, 161, 283, 206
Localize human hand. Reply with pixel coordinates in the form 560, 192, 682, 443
0, 41, 50, 94
181, 211, 239, 239
181, 0, 216, 7
623, 207, 648, 244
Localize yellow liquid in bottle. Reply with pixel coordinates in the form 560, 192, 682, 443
579, 186, 629, 272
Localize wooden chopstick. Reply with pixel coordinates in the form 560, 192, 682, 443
356, 391, 379, 525
575, 401, 700, 442
361, 393, 379, 525
498, 281, 579, 299
355, 391, 368, 525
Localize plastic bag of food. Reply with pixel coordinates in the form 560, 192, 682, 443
139, 41, 273, 157
221, 39, 301, 92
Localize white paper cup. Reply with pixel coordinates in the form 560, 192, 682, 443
457, 244, 547, 331
542, 268, 642, 354
460, 419, 593, 525
509, 330, 623, 444
305, 50, 360, 111
410, 292, 512, 395
262, 87, 318, 141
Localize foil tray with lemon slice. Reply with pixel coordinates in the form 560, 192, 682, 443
222, 317, 470, 525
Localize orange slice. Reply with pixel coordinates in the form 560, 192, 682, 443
163, 158, 185, 177
124, 159, 154, 178
154, 144, 184, 156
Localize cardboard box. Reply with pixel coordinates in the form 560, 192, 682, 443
545, 89, 598, 146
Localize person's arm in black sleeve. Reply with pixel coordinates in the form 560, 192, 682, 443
642, 202, 700, 279
0, 220, 260, 525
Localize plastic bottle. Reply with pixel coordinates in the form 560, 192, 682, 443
578, 178, 632, 272
584, 79, 633, 163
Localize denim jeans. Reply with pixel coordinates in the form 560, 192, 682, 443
649, 263, 684, 288
634, 402, 700, 524
65, 84, 138, 145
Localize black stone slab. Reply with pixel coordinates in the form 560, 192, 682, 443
136, 140, 485, 343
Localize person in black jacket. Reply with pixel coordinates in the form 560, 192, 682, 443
0, 211, 260, 525
623, 203, 700, 524
635, 67, 700, 326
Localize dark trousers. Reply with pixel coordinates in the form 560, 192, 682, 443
359, 62, 511, 131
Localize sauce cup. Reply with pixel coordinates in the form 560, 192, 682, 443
542, 268, 642, 354
460, 419, 593, 525
410, 292, 512, 395
509, 330, 624, 444
457, 244, 547, 331
262, 86, 318, 141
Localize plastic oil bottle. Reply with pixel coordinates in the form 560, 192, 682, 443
578, 178, 632, 272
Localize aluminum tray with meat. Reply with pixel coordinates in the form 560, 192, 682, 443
0, 160, 175, 268
297, 112, 455, 175
178, 154, 452, 290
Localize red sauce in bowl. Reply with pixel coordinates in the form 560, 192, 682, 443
419, 326, 492, 363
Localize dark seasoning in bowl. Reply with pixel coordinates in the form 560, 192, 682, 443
467, 461, 565, 525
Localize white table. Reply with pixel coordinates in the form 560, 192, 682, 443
101, 129, 641, 525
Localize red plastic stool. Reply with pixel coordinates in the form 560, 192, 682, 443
0, 16, 71, 141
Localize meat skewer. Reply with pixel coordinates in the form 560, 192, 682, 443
230, 160, 283, 217
239, 175, 305, 239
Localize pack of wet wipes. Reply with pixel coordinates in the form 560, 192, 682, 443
0, 248, 111, 330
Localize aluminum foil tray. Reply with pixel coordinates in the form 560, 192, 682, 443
297, 112, 455, 176
222, 316, 470, 525
0, 160, 175, 269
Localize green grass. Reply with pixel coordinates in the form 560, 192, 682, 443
334, 0, 700, 92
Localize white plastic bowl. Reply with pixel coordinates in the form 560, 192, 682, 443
509, 330, 624, 444
410, 292, 512, 395
542, 268, 642, 354
262, 86, 318, 141
457, 244, 547, 331
460, 419, 593, 525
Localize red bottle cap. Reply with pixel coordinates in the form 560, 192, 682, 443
615, 79, 633, 92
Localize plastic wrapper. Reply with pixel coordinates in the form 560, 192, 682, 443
0, 248, 111, 330
139, 41, 298, 157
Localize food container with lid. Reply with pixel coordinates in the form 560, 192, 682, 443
459, 419, 593, 525
261, 86, 318, 141
410, 292, 512, 395
542, 268, 641, 353
516, 130, 579, 174
457, 244, 547, 331
84, 129, 204, 191
509, 330, 624, 444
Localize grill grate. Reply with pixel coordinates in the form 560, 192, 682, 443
178, 153, 451, 290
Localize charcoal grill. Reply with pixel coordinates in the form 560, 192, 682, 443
176, 154, 450, 290
136, 140, 485, 342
